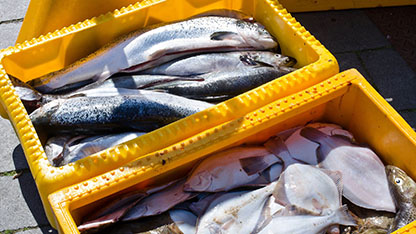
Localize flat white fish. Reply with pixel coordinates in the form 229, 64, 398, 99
258, 205, 356, 234
31, 16, 277, 93
184, 146, 280, 192
273, 164, 342, 215
169, 209, 198, 234
196, 182, 278, 234
264, 136, 307, 169
300, 127, 396, 213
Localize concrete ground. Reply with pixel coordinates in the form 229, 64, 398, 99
0, 2, 415, 234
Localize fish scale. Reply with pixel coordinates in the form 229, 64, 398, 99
29, 90, 213, 133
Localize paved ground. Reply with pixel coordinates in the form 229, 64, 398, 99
0, 2, 415, 234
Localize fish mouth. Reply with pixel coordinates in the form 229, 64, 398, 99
283, 56, 297, 67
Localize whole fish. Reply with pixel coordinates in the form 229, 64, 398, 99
300, 127, 396, 213
29, 90, 213, 134
196, 182, 278, 234
146, 66, 296, 102
140, 51, 296, 77
258, 205, 356, 234
122, 179, 198, 222
273, 164, 342, 216
184, 146, 280, 192
386, 165, 416, 232
106, 209, 197, 234
273, 163, 343, 234
30, 16, 277, 93
49, 132, 146, 166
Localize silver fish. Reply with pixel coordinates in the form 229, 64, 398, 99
196, 182, 278, 234
257, 205, 356, 234
300, 127, 396, 213
49, 132, 146, 166
184, 146, 280, 192
146, 66, 295, 102
122, 179, 197, 222
140, 51, 296, 77
29, 90, 213, 134
31, 16, 277, 93
44, 135, 72, 165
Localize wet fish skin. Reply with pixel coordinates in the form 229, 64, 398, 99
140, 51, 296, 77
264, 136, 307, 169
29, 90, 213, 134
183, 146, 280, 192
273, 164, 342, 216
300, 127, 396, 213
386, 165, 416, 232
258, 205, 356, 234
122, 179, 198, 222
31, 16, 277, 93
55, 132, 146, 166
196, 182, 278, 234
146, 66, 295, 102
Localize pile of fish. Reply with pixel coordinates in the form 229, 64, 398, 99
11, 11, 298, 166
73, 123, 416, 234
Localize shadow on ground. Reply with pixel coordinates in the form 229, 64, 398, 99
13, 144, 58, 234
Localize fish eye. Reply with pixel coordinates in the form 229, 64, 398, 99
395, 178, 403, 185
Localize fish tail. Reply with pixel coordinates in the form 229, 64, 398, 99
299, 127, 328, 144
333, 205, 357, 226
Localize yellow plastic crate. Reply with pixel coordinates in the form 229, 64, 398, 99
278, 0, 416, 12
0, 0, 338, 228
48, 69, 416, 234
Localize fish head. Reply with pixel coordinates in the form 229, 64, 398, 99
386, 165, 416, 205
29, 99, 63, 126
241, 52, 297, 68
183, 170, 213, 192
235, 20, 277, 50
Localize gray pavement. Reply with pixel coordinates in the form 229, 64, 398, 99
0, 4, 415, 234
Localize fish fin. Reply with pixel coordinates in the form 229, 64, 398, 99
239, 156, 273, 176
210, 31, 240, 40
272, 176, 290, 206
278, 205, 320, 216
253, 195, 276, 233
331, 134, 354, 144
333, 205, 357, 226
299, 127, 328, 144
239, 55, 274, 68
264, 136, 300, 169
321, 169, 344, 204
245, 174, 270, 187
316, 145, 326, 164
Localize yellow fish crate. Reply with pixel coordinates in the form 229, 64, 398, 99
0, 0, 338, 228
48, 69, 416, 233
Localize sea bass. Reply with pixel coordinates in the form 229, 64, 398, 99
48, 132, 146, 166
146, 66, 295, 102
386, 165, 416, 232
29, 90, 213, 134
184, 146, 280, 192
31, 16, 277, 93
258, 205, 356, 234
140, 51, 296, 77
300, 127, 396, 213
196, 182, 278, 234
